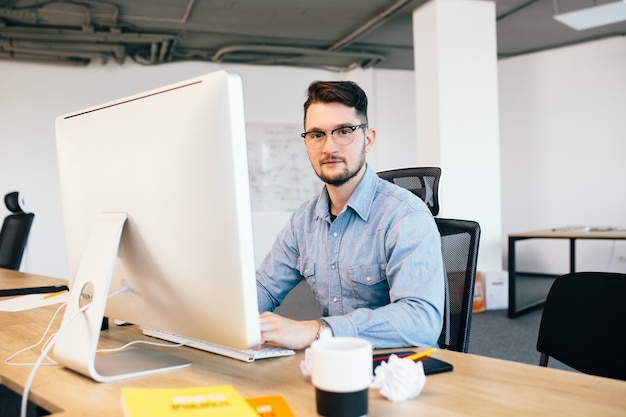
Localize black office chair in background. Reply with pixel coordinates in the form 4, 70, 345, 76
536, 271, 626, 381
377, 167, 480, 352
435, 218, 480, 353
378, 167, 441, 216
0, 191, 35, 270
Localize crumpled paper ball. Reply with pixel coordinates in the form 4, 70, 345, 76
371, 354, 427, 402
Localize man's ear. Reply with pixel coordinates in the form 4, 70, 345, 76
364, 128, 376, 153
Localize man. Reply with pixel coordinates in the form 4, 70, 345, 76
256, 80, 444, 350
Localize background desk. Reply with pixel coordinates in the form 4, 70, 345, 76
508, 227, 626, 318
2, 269, 626, 416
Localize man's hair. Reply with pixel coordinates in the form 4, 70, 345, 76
303, 81, 368, 126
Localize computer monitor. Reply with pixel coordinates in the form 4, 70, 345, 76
53, 70, 261, 382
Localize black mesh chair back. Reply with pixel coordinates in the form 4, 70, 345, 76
0, 191, 35, 270
537, 271, 626, 380
435, 218, 480, 353
377, 167, 441, 216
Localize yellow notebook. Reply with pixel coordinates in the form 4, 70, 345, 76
121, 385, 258, 417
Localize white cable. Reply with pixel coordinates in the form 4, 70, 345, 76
5, 286, 129, 367
4, 302, 67, 366
18, 285, 131, 416
97, 339, 184, 353
20, 303, 90, 417
107, 285, 131, 298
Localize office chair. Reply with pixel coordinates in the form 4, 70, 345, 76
536, 271, 626, 380
435, 218, 481, 353
377, 168, 480, 352
0, 191, 35, 270
377, 167, 441, 216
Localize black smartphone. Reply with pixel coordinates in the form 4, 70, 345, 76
372, 350, 453, 375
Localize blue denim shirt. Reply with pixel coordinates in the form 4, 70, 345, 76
256, 165, 444, 348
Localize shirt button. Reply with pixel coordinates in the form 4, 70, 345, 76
333, 232, 338, 237
366, 276, 372, 282
331, 265, 336, 270
333, 297, 338, 303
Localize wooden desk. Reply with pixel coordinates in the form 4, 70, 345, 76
2, 269, 626, 416
508, 227, 626, 318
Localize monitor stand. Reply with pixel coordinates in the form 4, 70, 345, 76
53, 212, 191, 382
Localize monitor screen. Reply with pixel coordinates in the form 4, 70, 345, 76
53, 70, 260, 381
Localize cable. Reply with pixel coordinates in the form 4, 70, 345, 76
107, 285, 131, 298
17, 284, 182, 416
96, 339, 184, 353
20, 303, 90, 417
4, 302, 66, 366
18, 284, 133, 417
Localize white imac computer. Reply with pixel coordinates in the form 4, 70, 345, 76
54, 70, 266, 382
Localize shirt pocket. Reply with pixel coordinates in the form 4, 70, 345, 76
298, 258, 317, 291
349, 264, 390, 308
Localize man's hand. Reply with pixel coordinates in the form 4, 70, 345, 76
259, 311, 320, 350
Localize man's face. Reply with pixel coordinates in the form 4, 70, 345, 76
304, 102, 375, 187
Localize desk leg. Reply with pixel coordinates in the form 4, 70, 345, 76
570, 238, 576, 273
508, 236, 517, 318
508, 236, 546, 318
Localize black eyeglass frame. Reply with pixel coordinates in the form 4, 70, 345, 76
300, 124, 367, 148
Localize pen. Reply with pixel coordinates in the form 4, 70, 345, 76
43, 290, 67, 300
405, 347, 436, 362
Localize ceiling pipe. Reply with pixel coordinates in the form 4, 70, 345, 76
327, 0, 417, 52
1, 44, 108, 62
0, 1, 117, 27
0, 53, 91, 65
211, 44, 385, 68
0, 26, 177, 44
202, 0, 414, 69
496, 0, 540, 21
1, 0, 401, 69
3, 38, 125, 55
122, 0, 197, 24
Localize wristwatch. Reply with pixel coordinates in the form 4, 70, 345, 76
316, 319, 333, 340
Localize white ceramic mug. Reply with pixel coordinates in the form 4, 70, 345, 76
310, 337, 373, 417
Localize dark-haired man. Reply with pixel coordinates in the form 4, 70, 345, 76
256, 80, 444, 350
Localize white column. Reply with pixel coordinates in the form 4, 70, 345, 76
413, 0, 502, 271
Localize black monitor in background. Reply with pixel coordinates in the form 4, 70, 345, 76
53, 70, 261, 382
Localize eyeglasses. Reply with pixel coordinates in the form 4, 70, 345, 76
300, 124, 367, 149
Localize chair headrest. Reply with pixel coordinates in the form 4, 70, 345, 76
4, 191, 30, 214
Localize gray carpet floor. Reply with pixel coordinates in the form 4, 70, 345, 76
468, 275, 577, 373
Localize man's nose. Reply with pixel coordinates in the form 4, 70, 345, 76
320, 132, 339, 152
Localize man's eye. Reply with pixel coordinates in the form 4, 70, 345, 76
307, 132, 324, 140
336, 128, 351, 136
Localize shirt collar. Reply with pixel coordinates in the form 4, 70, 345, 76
315, 164, 377, 222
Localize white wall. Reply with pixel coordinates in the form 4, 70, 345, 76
2, 35, 625, 279
499, 37, 626, 274
0, 59, 417, 279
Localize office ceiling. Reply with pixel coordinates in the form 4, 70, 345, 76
1, 0, 625, 71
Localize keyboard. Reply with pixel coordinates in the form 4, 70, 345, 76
141, 326, 295, 363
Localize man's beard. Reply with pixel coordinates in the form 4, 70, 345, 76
315, 143, 367, 187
